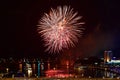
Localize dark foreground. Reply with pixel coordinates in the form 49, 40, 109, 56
1, 77, 120, 80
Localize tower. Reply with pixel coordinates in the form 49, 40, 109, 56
104, 50, 112, 63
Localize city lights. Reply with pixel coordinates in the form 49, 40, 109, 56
3, 0, 120, 79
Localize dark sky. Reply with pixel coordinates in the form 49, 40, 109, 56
1, 0, 120, 58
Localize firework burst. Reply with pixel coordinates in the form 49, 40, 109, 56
37, 6, 84, 53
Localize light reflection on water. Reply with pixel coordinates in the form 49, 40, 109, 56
45, 69, 74, 78
75, 68, 120, 78
18, 63, 120, 78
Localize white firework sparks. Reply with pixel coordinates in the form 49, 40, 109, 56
37, 6, 84, 53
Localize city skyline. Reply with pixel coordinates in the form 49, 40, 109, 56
2, 0, 120, 58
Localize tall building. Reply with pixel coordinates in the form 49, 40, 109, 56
104, 50, 112, 63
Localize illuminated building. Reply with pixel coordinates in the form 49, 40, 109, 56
104, 50, 112, 63
19, 63, 22, 72
26, 63, 32, 77
108, 60, 120, 64
32, 63, 36, 75
104, 51, 120, 66
38, 61, 40, 77
28, 68, 32, 77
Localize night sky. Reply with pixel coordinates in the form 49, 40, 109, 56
2, 0, 120, 58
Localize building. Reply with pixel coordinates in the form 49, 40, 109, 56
104, 50, 113, 63
104, 51, 120, 66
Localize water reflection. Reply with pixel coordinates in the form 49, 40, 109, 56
18, 62, 120, 78
45, 69, 73, 78
75, 67, 120, 78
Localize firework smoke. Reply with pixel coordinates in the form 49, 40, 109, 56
38, 6, 84, 53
